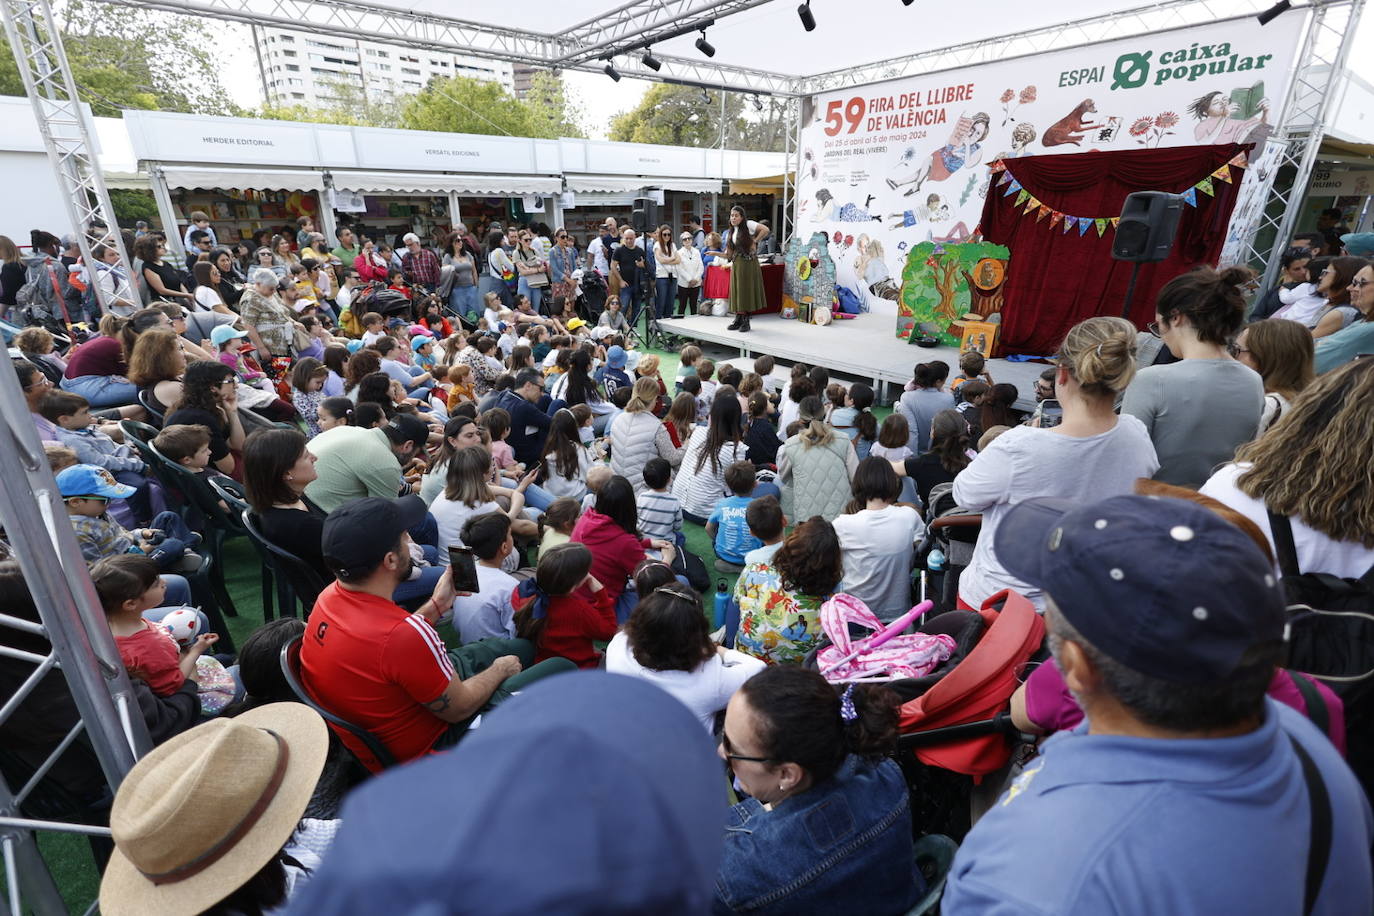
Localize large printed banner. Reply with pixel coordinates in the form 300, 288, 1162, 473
795, 17, 1304, 330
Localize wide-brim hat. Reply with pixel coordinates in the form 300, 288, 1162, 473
99, 703, 329, 916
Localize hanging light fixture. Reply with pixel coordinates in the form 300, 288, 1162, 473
798, 1, 816, 31
641, 49, 662, 71
695, 30, 716, 57
604, 63, 621, 82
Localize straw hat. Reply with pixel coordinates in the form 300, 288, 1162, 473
99, 703, 329, 916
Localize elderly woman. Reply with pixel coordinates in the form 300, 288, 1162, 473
734, 516, 844, 665
609, 377, 684, 491
777, 396, 858, 523
714, 666, 919, 913
238, 267, 306, 366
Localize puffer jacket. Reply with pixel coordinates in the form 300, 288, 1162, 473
609, 410, 684, 491
777, 431, 857, 522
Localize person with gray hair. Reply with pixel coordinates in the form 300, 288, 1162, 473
401, 232, 440, 289
237, 266, 304, 360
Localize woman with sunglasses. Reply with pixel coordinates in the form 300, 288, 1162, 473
675, 231, 704, 317
548, 228, 579, 310
514, 229, 550, 316
651, 224, 680, 321
164, 360, 246, 478
1122, 266, 1261, 488
714, 665, 920, 914
1311, 256, 1371, 339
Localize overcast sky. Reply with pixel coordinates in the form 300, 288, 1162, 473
219, 2, 1374, 140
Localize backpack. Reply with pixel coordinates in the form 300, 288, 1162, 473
1269, 510, 1374, 799
16, 258, 65, 323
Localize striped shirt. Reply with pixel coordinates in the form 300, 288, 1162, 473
637, 489, 682, 541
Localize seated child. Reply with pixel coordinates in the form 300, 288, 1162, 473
954, 379, 989, 439
412, 335, 438, 374
360, 312, 387, 347
753, 354, 781, 396
741, 495, 786, 567
91, 554, 233, 711
514, 542, 615, 670
696, 360, 718, 403
290, 357, 329, 438
871, 414, 912, 463
676, 345, 702, 390
950, 350, 992, 402
830, 382, 877, 459
636, 458, 683, 546
44, 443, 78, 475
43, 391, 155, 523
58, 464, 200, 573
449, 512, 521, 645
447, 364, 476, 409
597, 298, 628, 336
744, 391, 783, 467
481, 407, 521, 475
681, 375, 708, 425
580, 464, 613, 514
706, 461, 763, 571
212, 325, 269, 390
538, 497, 581, 559
386, 269, 412, 301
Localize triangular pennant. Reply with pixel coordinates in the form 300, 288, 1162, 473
1036, 205, 1051, 222
1050, 211, 1064, 228
997, 170, 1013, 187
1212, 165, 1234, 184
1182, 187, 1198, 206
1227, 152, 1249, 169
1078, 218, 1092, 236
1110, 217, 1120, 229
1062, 215, 1076, 233
1023, 195, 1040, 214
1094, 218, 1108, 237
989, 160, 1007, 173
1004, 178, 1022, 197
1196, 177, 1215, 197
1015, 189, 1029, 206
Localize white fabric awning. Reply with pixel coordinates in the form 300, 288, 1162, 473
330, 171, 561, 196
156, 166, 325, 192
564, 175, 722, 194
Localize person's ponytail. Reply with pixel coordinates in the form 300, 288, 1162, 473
1154, 265, 1250, 345
841, 683, 901, 763
798, 395, 833, 448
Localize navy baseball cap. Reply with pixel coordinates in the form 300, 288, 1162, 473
995, 494, 1285, 684
322, 495, 426, 577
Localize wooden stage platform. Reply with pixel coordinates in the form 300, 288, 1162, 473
655, 312, 1049, 409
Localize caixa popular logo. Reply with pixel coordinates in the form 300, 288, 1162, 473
1112, 43, 1275, 90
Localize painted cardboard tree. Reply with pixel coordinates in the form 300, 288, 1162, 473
782, 231, 838, 314
896, 240, 1009, 345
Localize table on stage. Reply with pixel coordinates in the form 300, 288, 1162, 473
702, 262, 784, 314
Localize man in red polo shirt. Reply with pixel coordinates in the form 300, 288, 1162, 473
300, 495, 574, 769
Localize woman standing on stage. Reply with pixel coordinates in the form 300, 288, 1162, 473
726, 206, 770, 333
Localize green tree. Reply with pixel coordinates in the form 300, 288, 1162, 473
259, 77, 402, 128
400, 76, 539, 137
109, 188, 160, 228
522, 70, 585, 139
0, 0, 231, 116
608, 84, 746, 148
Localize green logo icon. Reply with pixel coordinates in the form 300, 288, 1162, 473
1112, 51, 1152, 90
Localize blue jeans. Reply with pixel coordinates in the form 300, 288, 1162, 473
753, 481, 781, 503
655, 276, 677, 319
61, 374, 138, 408
409, 512, 439, 549
615, 574, 692, 624
145, 510, 198, 571
619, 285, 644, 324
499, 477, 553, 512
518, 283, 544, 315
156, 574, 192, 608
393, 563, 445, 604
449, 284, 479, 318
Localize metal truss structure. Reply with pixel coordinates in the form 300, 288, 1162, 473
0, 0, 1362, 910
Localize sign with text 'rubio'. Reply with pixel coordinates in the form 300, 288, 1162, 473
795, 16, 1303, 316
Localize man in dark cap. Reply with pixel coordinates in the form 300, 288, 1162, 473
944, 494, 1372, 914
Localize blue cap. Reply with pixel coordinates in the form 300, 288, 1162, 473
209, 325, 248, 348
411, 335, 432, 352
56, 464, 136, 500
288, 673, 724, 914
345, 339, 364, 353
994, 494, 1285, 684
606, 345, 627, 369
1340, 232, 1374, 256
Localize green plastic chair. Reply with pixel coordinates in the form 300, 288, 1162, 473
907, 833, 959, 916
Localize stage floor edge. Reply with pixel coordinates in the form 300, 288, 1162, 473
655, 312, 1048, 408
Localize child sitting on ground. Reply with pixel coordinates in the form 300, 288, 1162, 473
744, 391, 783, 467
951, 350, 993, 402
636, 457, 683, 546
481, 407, 521, 475
830, 382, 877, 460
449, 512, 521, 644
538, 497, 581, 559
753, 354, 781, 397
514, 542, 615, 669
955, 379, 989, 439
870, 413, 912, 463
696, 359, 718, 403
676, 344, 702, 390
580, 464, 613, 513
91, 554, 234, 711
43, 391, 154, 523
682, 375, 708, 425
824, 383, 848, 422
706, 460, 763, 571
58, 465, 200, 572
597, 298, 628, 336
742, 495, 786, 567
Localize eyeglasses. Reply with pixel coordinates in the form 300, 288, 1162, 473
1351, 278, 1371, 288
64, 495, 108, 504
1147, 321, 1162, 338
1227, 343, 1251, 357
720, 730, 773, 764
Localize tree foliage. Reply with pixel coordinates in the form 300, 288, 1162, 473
608, 84, 786, 152
109, 189, 160, 227
398, 73, 583, 139
897, 240, 1008, 345
0, 0, 231, 116
259, 77, 402, 128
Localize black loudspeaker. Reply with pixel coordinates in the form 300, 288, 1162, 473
1112, 191, 1185, 263
631, 196, 659, 235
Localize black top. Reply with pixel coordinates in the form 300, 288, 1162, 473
903, 452, 960, 510
259, 498, 328, 577
612, 243, 644, 284
164, 406, 230, 461
745, 417, 782, 466
0, 262, 26, 306
143, 260, 187, 297
217, 277, 244, 309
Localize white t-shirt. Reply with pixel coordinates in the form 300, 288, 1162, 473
430, 497, 501, 565
832, 504, 926, 622
541, 448, 591, 501
193, 285, 224, 312
588, 236, 611, 275
450, 564, 519, 644
653, 241, 678, 278
1200, 463, 1374, 580
953, 417, 1159, 609
605, 633, 765, 731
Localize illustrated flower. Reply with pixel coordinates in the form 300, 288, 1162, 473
1019, 85, 1037, 105
1154, 110, 1180, 130
1000, 89, 1015, 104
1129, 116, 1154, 137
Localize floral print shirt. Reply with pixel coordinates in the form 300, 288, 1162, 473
734, 562, 826, 666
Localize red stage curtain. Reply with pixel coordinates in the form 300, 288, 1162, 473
980, 143, 1247, 356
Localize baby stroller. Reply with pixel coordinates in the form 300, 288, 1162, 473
916, 482, 983, 614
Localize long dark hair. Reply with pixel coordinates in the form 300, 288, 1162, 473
355, 372, 396, 418
564, 349, 600, 406
242, 428, 307, 513
848, 382, 877, 443
344, 350, 381, 391
726, 206, 753, 257
174, 360, 232, 423
739, 666, 900, 784
979, 383, 1019, 431
695, 393, 744, 474
927, 409, 972, 475
540, 409, 583, 480
514, 543, 594, 644
911, 360, 949, 390
594, 475, 638, 537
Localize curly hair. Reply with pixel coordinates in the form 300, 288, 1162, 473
344, 349, 381, 391
774, 516, 844, 598
173, 360, 232, 421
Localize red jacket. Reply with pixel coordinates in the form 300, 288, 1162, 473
354, 253, 389, 283
533, 588, 617, 669
571, 509, 650, 605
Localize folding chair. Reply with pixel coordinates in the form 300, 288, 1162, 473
136, 388, 164, 427
280, 633, 396, 772
242, 509, 327, 618
208, 477, 279, 623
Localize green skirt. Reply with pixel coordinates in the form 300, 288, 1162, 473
729, 254, 766, 315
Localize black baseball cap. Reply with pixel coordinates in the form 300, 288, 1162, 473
322, 495, 427, 578
381, 414, 430, 449
994, 494, 1285, 685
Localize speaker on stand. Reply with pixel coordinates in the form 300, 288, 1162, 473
629, 195, 673, 350
1111, 191, 1185, 320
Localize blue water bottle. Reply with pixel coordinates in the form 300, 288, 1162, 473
713, 579, 730, 628
927, 548, 946, 572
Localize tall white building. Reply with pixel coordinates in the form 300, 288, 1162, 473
256, 28, 514, 106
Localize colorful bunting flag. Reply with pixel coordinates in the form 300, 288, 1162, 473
1015, 189, 1029, 206
1182, 187, 1198, 207
1227, 152, 1249, 169
1212, 165, 1234, 184
1094, 218, 1108, 237
1050, 211, 1064, 229
989, 160, 1007, 173
1003, 179, 1022, 197
999, 161, 1227, 236
1110, 217, 1120, 229
1036, 205, 1051, 222
998, 171, 1013, 187
1062, 215, 1077, 233
1023, 196, 1041, 215
1196, 177, 1215, 197
1078, 219, 1092, 237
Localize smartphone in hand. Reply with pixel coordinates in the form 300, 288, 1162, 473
448, 546, 481, 593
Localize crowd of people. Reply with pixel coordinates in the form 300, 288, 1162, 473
3, 213, 1374, 915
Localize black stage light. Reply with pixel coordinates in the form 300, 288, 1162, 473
798, 1, 816, 31
604, 63, 621, 82
696, 31, 716, 57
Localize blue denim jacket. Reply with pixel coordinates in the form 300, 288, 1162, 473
714, 755, 921, 915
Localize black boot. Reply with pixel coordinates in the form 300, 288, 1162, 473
739, 314, 751, 332
726, 313, 743, 331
